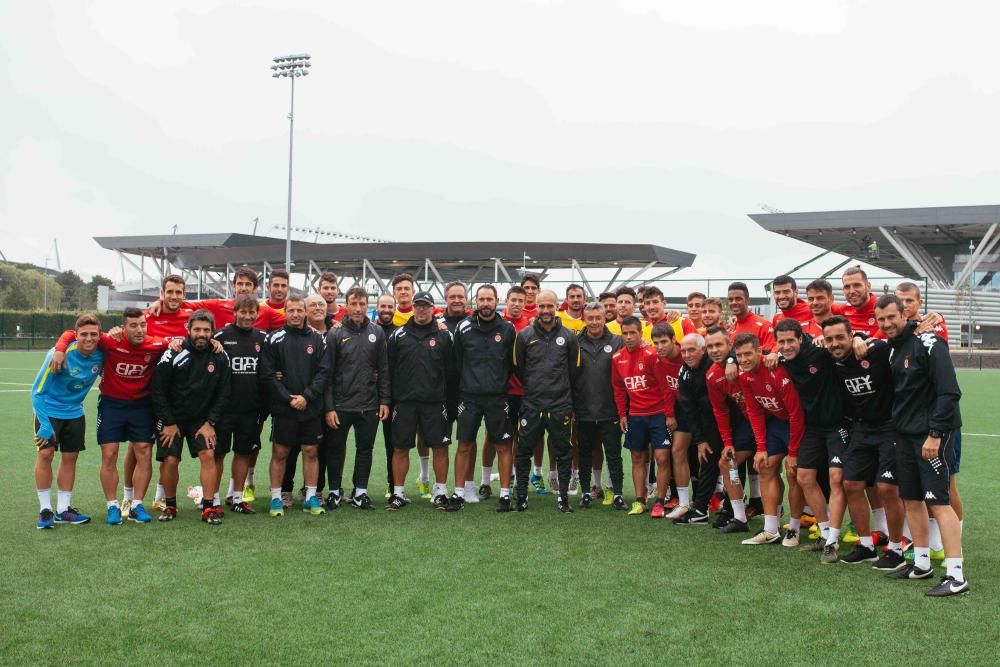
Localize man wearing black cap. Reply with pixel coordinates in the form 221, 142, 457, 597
385, 291, 454, 509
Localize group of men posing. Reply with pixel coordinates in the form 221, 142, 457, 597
31, 265, 969, 596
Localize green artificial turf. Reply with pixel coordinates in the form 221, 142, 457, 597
1, 351, 997, 665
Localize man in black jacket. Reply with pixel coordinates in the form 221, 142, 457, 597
772, 319, 840, 552
385, 291, 454, 510
324, 287, 391, 511
513, 290, 581, 513
151, 310, 231, 525
260, 295, 331, 518
573, 302, 625, 510
877, 295, 967, 596
214, 295, 267, 514
674, 332, 719, 525
452, 284, 516, 511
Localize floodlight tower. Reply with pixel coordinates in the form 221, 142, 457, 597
271, 53, 311, 272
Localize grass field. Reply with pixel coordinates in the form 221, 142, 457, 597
2, 350, 998, 665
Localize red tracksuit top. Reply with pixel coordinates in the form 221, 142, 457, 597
611, 345, 669, 419
184, 298, 283, 331
737, 362, 804, 456
56, 331, 168, 401
144, 307, 193, 341
706, 361, 748, 448
771, 298, 812, 326
655, 351, 683, 418
732, 312, 776, 351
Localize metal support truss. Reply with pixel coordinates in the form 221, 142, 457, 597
954, 222, 1000, 288
877, 227, 950, 287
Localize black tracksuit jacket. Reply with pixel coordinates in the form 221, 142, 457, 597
887, 321, 962, 436
151, 339, 231, 426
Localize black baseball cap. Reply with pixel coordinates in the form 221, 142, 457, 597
413, 291, 435, 306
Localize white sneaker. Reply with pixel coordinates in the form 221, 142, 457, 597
567, 474, 580, 496
120, 498, 132, 517
742, 530, 781, 545
665, 504, 689, 520
782, 529, 800, 548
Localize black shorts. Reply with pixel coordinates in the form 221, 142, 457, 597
456, 395, 512, 444
843, 427, 896, 486
798, 426, 849, 470
950, 428, 962, 474
97, 395, 155, 444
732, 417, 755, 453
446, 396, 459, 425
391, 401, 451, 450
270, 414, 324, 448
155, 420, 212, 461
672, 407, 691, 434
506, 394, 523, 431
895, 431, 952, 505
34, 415, 86, 453
216, 412, 264, 456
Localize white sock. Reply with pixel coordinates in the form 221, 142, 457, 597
819, 521, 830, 540
455, 487, 465, 498
888, 540, 902, 555
548, 470, 558, 483
305, 486, 317, 501
213, 492, 221, 507
872, 507, 888, 534
902, 518, 912, 540
570, 468, 579, 479
419, 456, 430, 483
789, 518, 801, 532
227, 478, 235, 497
246, 467, 255, 486
233, 490, 243, 504
827, 527, 841, 546
533, 465, 543, 476
945, 557, 965, 582
731, 499, 747, 523
154, 484, 165, 502
860, 535, 874, 549
500, 487, 510, 498
270, 487, 282, 501
804, 504, 813, 515
748, 474, 761, 498
433, 483, 447, 497
37, 489, 52, 512
106, 499, 119, 509
393, 485, 405, 498
482, 466, 492, 484
592, 469, 602, 489
123, 486, 134, 502
914, 547, 931, 571
465, 481, 476, 494
960, 519, 964, 536
57, 490, 72, 514
677, 487, 690, 507
354, 488, 367, 498
928, 518, 944, 551
764, 514, 779, 534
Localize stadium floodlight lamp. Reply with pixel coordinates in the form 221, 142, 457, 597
270, 53, 312, 272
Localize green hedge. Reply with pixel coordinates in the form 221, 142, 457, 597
0, 311, 122, 349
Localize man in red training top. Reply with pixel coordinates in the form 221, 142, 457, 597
771, 275, 816, 327
650, 324, 691, 520
148, 267, 282, 332
733, 332, 805, 546
612, 317, 672, 517
264, 270, 290, 329
519, 273, 541, 321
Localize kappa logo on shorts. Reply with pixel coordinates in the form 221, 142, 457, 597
502, 433, 510, 440
924, 491, 937, 500
831, 456, 842, 464
368, 333, 377, 343
555, 336, 565, 346
881, 470, 894, 479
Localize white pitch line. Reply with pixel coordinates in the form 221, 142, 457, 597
0, 389, 29, 393
964, 432, 1000, 437
0, 382, 32, 386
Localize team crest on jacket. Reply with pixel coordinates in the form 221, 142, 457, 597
808, 366, 817, 374
868, 317, 875, 325
207, 363, 215, 373
429, 339, 436, 347
144, 354, 152, 362
255, 343, 261, 352
494, 333, 502, 342
638, 362, 644, 371
861, 360, 870, 369
765, 384, 772, 391
603, 345, 612, 353
904, 357, 909, 368
306, 345, 314, 355
368, 333, 377, 343
556, 337, 565, 346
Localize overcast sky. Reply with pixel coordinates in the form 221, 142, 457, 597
2, 1, 999, 286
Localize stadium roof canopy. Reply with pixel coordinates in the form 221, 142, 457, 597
748, 205, 1000, 289
94, 234, 696, 299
